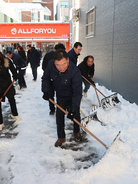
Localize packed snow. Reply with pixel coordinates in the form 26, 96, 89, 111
0, 66, 138, 184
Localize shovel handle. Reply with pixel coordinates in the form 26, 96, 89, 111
94, 88, 101, 106
80, 109, 87, 117
0, 80, 15, 102
82, 76, 106, 97
49, 98, 107, 149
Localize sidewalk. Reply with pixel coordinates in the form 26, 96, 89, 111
0, 66, 138, 184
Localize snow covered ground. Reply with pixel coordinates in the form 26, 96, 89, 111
0, 66, 138, 184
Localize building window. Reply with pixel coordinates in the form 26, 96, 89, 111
64, 16, 69, 22
61, 1, 69, 8
32, 12, 38, 21
10, 18, 13, 23
4, 14, 7, 22
44, 15, 49, 20
19, 12, 21, 21
86, 8, 95, 37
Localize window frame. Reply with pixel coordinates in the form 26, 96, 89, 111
86, 7, 96, 38
44, 15, 49, 20
60, 1, 69, 8
32, 12, 38, 22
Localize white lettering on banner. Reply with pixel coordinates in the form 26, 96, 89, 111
11, 28, 57, 35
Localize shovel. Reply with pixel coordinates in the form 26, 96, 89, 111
80, 109, 106, 126
49, 98, 121, 150
82, 76, 120, 110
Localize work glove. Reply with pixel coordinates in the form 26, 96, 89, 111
42, 92, 50, 101
90, 79, 95, 86
67, 111, 75, 121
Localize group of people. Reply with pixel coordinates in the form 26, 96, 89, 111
41, 42, 95, 147
0, 45, 41, 131
0, 42, 95, 148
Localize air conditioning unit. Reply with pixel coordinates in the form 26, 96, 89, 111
75, 9, 80, 21
70, 8, 80, 22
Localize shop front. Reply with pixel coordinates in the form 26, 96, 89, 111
0, 22, 69, 55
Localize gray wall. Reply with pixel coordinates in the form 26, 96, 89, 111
79, 0, 138, 104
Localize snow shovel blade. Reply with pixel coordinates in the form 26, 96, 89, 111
101, 93, 120, 110
91, 105, 98, 112
100, 131, 121, 160
107, 131, 121, 150
81, 112, 106, 127
111, 131, 121, 145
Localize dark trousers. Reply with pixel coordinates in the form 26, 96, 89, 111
82, 79, 90, 93
49, 88, 55, 112
0, 96, 18, 124
56, 98, 80, 138
31, 66, 37, 80
49, 97, 55, 112
18, 69, 27, 88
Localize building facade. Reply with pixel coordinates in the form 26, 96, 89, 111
0, 11, 15, 23
70, 0, 138, 104
4, 0, 32, 2
0, 2, 51, 23
3, 0, 54, 20
55, 0, 69, 22
41, 0, 54, 20
0, 0, 15, 22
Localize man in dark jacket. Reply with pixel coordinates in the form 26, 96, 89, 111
0, 52, 19, 131
6, 51, 27, 89
42, 43, 65, 71
27, 45, 40, 81
78, 55, 95, 97
42, 50, 82, 147
42, 43, 66, 115
67, 42, 82, 65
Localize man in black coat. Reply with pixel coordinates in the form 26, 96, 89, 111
6, 51, 27, 89
78, 55, 95, 97
42, 43, 66, 115
0, 52, 19, 131
42, 50, 82, 147
67, 42, 82, 65
42, 43, 65, 71
27, 45, 40, 81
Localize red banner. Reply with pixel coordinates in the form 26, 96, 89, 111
0, 23, 69, 39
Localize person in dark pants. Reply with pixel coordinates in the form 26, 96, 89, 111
17, 45, 27, 87
0, 52, 19, 131
6, 51, 27, 89
42, 43, 66, 115
42, 50, 82, 147
78, 55, 95, 97
67, 42, 82, 65
27, 45, 40, 81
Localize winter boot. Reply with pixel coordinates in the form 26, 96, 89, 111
11, 115, 21, 121
74, 132, 82, 141
0, 123, 4, 131
55, 138, 66, 147
49, 110, 55, 115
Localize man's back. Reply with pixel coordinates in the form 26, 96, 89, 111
42, 51, 55, 71
27, 47, 40, 67
12, 52, 26, 69
67, 48, 78, 65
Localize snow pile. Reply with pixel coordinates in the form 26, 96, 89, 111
0, 67, 138, 184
